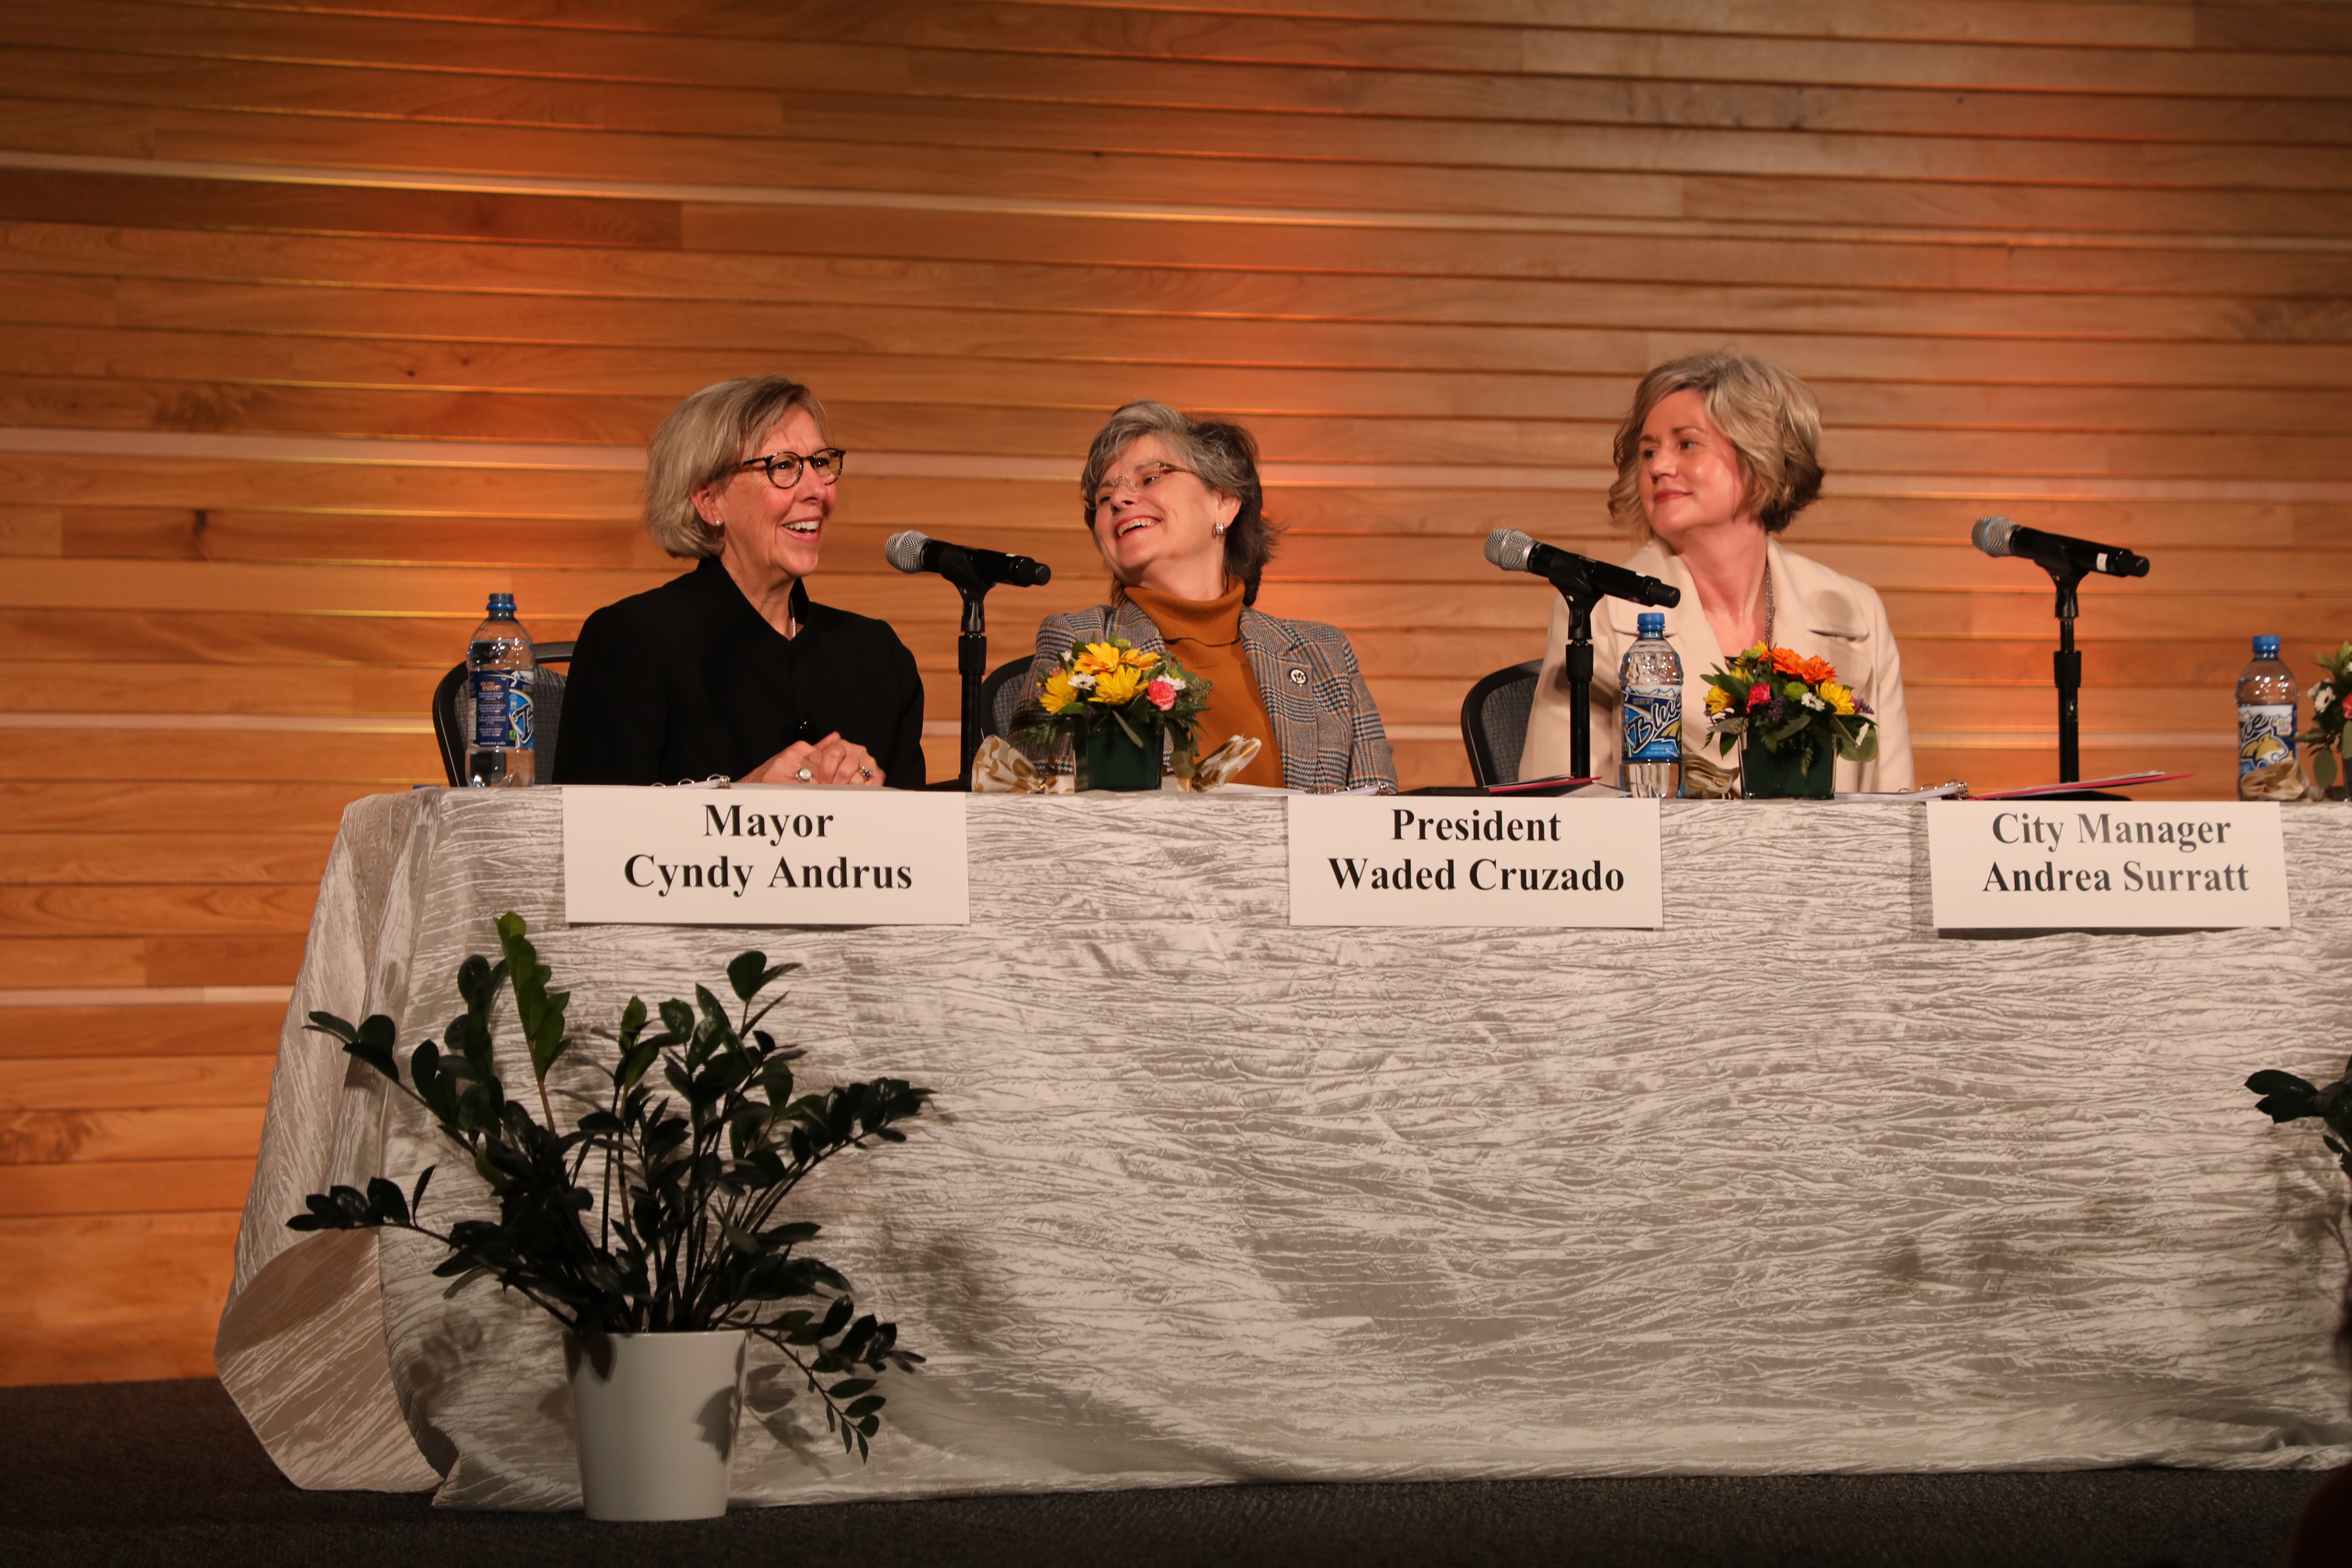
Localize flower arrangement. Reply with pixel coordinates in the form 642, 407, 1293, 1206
1701, 643, 1881, 774
290, 913, 930, 1460
2298, 641, 2352, 797
1017, 637, 1214, 779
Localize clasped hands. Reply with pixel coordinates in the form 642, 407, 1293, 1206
740, 732, 884, 787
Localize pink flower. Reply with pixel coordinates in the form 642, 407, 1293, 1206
1146, 678, 1177, 711
1746, 683, 1772, 711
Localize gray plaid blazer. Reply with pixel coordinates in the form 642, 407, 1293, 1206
1024, 600, 1397, 793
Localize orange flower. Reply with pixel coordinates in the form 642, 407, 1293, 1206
1770, 647, 1835, 685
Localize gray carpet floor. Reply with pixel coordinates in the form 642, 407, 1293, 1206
0, 1378, 2328, 1567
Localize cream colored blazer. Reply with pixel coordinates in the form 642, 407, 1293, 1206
1520, 539, 1916, 793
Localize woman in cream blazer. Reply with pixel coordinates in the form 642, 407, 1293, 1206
1519, 353, 1914, 794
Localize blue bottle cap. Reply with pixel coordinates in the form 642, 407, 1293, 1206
1637, 612, 1665, 638
2253, 634, 2280, 658
487, 592, 516, 614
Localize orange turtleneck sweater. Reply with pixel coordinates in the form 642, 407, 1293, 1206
1122, 581, 1286, 788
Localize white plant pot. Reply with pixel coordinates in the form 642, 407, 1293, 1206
565, 1329, 748, 1521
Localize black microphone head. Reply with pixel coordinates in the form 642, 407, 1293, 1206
883, 530, 929, 574
1485, 528, 1534, 573
1972, 515, 2018, 559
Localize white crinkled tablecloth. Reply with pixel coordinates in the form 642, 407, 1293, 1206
217, 789, 2352, 1507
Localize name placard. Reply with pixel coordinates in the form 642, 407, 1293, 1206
1287, 797, 1662, 927
561, 787, 968, 926
1925, 801, 2287, 929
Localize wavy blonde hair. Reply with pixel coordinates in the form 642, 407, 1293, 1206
642, 375, 830, 558
1608, 352, 1823, 543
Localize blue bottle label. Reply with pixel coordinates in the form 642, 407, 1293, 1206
1623, 684, 1682, 762
471, 669, 535, 750
2238, 703, 2293, 776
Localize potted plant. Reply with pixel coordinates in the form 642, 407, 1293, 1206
1018, 637, 1212, 790
2245, 1057, 2352, 1561
2297, 641, 2352, 801
290, 913, 931, 1519
1699, 643, 1879, 799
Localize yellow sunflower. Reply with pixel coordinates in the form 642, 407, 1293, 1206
1091, 665, 1145, 706
1073, 641, 1126, 678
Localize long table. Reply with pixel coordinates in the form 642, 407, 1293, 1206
219, 790, 2352, 1508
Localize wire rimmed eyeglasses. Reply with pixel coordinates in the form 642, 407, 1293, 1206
1092, 461, 1194, 510
733, 448, 847, 489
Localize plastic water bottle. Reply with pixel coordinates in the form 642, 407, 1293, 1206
465, 592, 536, 788
1620, 611, 1683, 798
2236, 633, 2297, 801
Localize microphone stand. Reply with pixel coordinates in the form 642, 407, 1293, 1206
1547, 567, 1603, 782
2046, 563, 2088, 785
937, 559, 993, 790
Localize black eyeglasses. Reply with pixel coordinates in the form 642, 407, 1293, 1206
734, 448, 847, 489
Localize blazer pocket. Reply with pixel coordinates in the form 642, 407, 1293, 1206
1809, 629, 1874, 695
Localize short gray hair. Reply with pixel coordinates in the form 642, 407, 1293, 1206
642, 375, 830, 558
1079, 401, 1278, 604
1608, 352, 1823, 542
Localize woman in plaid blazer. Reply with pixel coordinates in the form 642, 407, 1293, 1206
1022, 402, 1396, 794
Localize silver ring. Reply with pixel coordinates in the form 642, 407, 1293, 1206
795, 766, 813, 783
858, 766, 874, 780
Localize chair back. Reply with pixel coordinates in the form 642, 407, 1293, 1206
981, 656, 1038, 742
431, 641, 574, 786
1460, 659, 1544, 787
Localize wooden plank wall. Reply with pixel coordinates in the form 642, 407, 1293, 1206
0, 0, 2346, 1386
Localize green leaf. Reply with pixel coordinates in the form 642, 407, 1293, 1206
495, 913, 572, 1087
2248, 1068, 2320, 1123
2316, 749, 2340, 791
366, 1175, 410, 1226
728, 950, 797, 1004
304, 1011, 359, 1045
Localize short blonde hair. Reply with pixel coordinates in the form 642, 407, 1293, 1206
1608, 352, 1823, 542
642, 375, 830, 558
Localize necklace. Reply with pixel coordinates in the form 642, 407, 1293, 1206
1762, 558, 1775, 649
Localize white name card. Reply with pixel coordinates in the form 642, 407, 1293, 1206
561, 786, 968, 926
1287, 797, 1662, 927
1925, 800, 2287, 929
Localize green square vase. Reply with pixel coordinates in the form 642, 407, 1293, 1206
1081, 723, 1162, 792
1741, 737, 1834, 800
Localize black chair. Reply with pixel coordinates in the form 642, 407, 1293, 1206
981, 656, 1038, 742
432, 641, 573, 786
1460, 659, 1544, 787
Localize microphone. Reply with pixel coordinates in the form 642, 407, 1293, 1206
883, 530, 1051, 589
1484, 529, 1679, 608
1972, 516, 2149, 580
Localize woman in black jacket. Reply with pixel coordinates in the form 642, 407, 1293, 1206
554, 374, 925, 789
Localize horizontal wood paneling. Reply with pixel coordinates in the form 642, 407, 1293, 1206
0, 1003, 287, 1059
0, 1157, 255, 1216
2, 0, 2345, 1384
0, 1212, 239, 1383
2, 1055, 275, 1110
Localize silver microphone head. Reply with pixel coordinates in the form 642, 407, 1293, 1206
883, 530, 930, 574
1484, 528, 1534, 573
1972, 515, 2018, 558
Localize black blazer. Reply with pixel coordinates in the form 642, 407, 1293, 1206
552, 556, 926, 788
